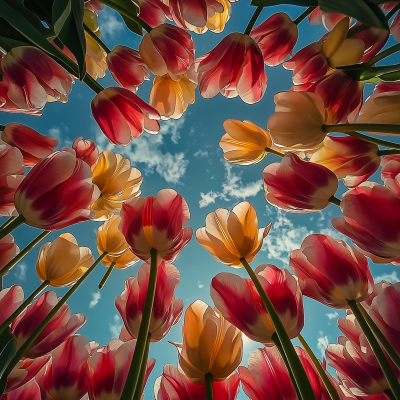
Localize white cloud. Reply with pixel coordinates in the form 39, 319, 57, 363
14, 263, 26, 281
317, 332, 330, 358
325, 311, 339, 320
161, 118, 185, 144
197, 281, 204, 289
48, 126, 71, 148
194, 150, 209, 158
98, 8, 124, 39
109, 314, 123, 338
199, 191, 219, 208
48, 127, 61, 142
375, 271, 399, 284
89, 291, 101, 309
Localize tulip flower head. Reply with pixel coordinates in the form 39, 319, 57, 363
137, 0, 171, 28
102, 249, 139, 270
0, 81, 41, 116
72, 137, 99, 167
0, 139, 25, 177
176, 300, 243, 384
308, 7, 348, 30
196, 201, 271, 267
0, 235, 19, 272
2, 380, 41, 400
0, 285, 23, 326
381, 154, 400, 198
197, 0, 232, 34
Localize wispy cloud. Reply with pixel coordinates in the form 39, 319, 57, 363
109, 314, 123, 338
14, 263, 26, 281
317, 330, 330, 358
197, 281, 204, 289
98, 8, 124, 39
89, 291, 101, 309
325, 311, 339, 320
194, 150, 209, 158
375, 271, 399, 284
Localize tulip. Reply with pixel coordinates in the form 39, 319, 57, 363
107, 46, 150, 92
211, 264, 304, 343
91, 87, 161, 146
137, 0, 171, 28
381, 154, 400, 198
85, 0, 104, 14
2, 380, 41, 400
0, 285, 23, 326
310, 135, 380, 188
36, 233, 94, 287
0, 82, 42, 116
116, 262, 183, 342
267, 91, 327, 149
1, 124, 58, 167
97, 215, 131, 256
102, 249, 139, 270
290, 234, 374, 308
250, 12, 298, 66
88, 338, 155, 400
10, 291, 86, 358
91, 150, 143, 220
375, 81, 400, 94
332, 182, 400, 260
219, 119, 272, 165
175, 300, 242, 384
72, 137, 99, 167
383, 3, 400, 42
120, 189, 192, 263
0, 235, 19, 272
139, 24, 195, 79
149, 74, 196, 120
154, 365, 240, 400
1, 46, 74, 110
195, 32, 267, 104
0, 140, 25, 178
192, 0, 232, 34
263, 153, 339, 213
196, 201, 271, 267
308, 7, 348, 30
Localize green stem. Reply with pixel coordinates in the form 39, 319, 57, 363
298, 334, 341, 400
348, 300, 400, 400
294, 6, 315, 25
0, 124, 5, 131
386, 3, 400, 21
132, 334, 151, 400
265, 147, 285, 158
83, 23, 111, 54
340, 131, 400, 151
386, 390, 396, 400
0, 231, 50, 278
97, 0, 152, 32
0, 280, 49, 336
272, 333, 303, 400
328, 196, 341, 206
0, 215, 25, 241
121, 248, 158, 400
365, 43, 400, 68
98, 262, 115, 289
83, 74, 104, 94
240, 258, 317, 400
377, 149, 400, 156
244, 6, 263, 35
357, 304, 400, 371
205, 372, 213, 400
322, 124, 400, 136
0, 216, 16, 231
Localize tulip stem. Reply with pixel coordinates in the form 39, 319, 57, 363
132, 334, 151, 400
0, 215, 25, 241
377, 149, 400, 156
386, 3, 400, 21
357, 303, 400, 370
121, 248, 158, 400
0, 216, 16, 231
0, 231, 51, 278
2, 251, 107, 376
98, 262, 115, 289
348, 300, 400, 400
83, 23, 111, 54
265, 147, 285, 158
294, 6, 316, 25
298, 334, 341, 400
205, 372, 213, 400
0, 124, 5, 131
365, 43, 400, 68
328, 196, 341, 206
244, 6, 263, 35
322, 124, 400, 135
240, 258, 317, 400
272, 333, 303, 400
386, 390, 396, 400
0, 280, 50, 336
83, 74, 104, 94
340, 131, 400, 151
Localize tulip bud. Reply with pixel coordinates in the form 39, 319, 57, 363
71, 137, 98, 168
137, 0, 170, 28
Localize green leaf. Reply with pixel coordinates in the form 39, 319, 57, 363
0, 327, 17, 398
24, 0, 54, 25
319, 0, 389, 30
112, 0, 142, 35
251, 0, 317, 6
52, 0, 71, 35
121, 13, 142, 35
379, 70, 400, 82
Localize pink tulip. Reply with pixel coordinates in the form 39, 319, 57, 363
380, 154, 400, 198
195, 32, 267, 104
120, 189, 192, 263
263, 153, 339, 213
88, 338, 155, 400
308, 7, 348, 30
0, 82, 42, 116
91, 87, 160, 146
290, 234, 374, 308
0, 140, 25, 178
72, 137, 99, 168
2, 380, 42, 400
11, 291, 86, 358
116, 262, 183, 342
250, 12, 298, 66
0, 235, 20, 272
0, 174, 25, 217
363, 281, 392, 309
1, 46, 74, 111
332, 182, 400, 261
155, 365, 240, 400
106, 46, 150, 92
138, 0, 170, 28
14, 148, 100, 230
211, 264, 304, 343
1, 123, 59, 167
374, 81, 400, 94
0, 285, 23, 326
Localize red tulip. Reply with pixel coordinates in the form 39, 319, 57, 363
308, 7, 348, 30
332, 182, 400, 261
0, 82, 42, 116
138, 0, 170, 28
0, 235, 20, 272
116, 262, 183, 342
88, 338, 155, 400
0, 174, 25, 217
374, 81, 400, 94
363, 281, 391, 309
11, 291, 86, 358
1, 123, 59, 167
211, 264, 304, 343
290, 234, 374, 308
155, 365, 240, 400
14, 148, 100, 230
1, 46, 74, 111
195, 32, 267, 104
106, 46, 150, 92
263, 153, 339, 213
0, 285, 23, 326
0, 140, 25, 178
91, 87, 160, 146
2, 380, 41, 400
381, 154, 400, 197
250, 12, 298, 66
72, 137, 99, 168
120, 189, 192, 263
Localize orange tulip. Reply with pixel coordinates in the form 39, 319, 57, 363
175, 300, 242, 383
101, 250, 138, 270
196, 201, 271, 267
96, 215, 131, 256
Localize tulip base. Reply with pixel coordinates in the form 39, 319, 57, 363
205, 372, 213, 400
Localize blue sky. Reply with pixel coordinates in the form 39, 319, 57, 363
1, 3, 400, 398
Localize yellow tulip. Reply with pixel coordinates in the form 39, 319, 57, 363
96, 215, 130, 256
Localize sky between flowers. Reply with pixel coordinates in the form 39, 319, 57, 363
1, 2, 400, 399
